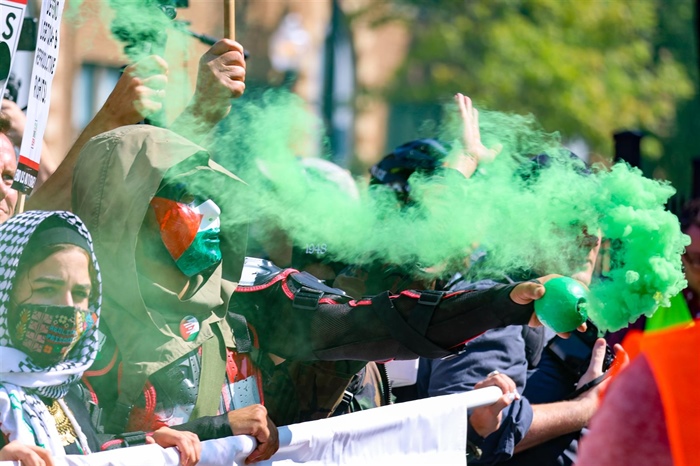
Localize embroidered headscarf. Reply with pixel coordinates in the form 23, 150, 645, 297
0, 210, 101, 454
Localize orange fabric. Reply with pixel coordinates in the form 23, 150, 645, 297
619, 328, 644, 361
640, 323, 699, 466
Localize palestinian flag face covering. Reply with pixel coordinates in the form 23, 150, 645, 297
150, 195, 223, 277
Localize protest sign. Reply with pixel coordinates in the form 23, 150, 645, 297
0, 0, 27, 99
12, 0, 63, 194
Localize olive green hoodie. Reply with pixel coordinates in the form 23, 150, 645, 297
72, 125, 249, 403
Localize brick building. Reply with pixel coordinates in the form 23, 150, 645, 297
15, 0, 413, 175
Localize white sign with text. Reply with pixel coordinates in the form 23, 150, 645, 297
0, 0, 28, 99
12, 0, 63, 194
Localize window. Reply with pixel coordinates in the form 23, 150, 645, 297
71, 63, 122, 131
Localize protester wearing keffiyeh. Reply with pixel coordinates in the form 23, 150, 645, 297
0, 210, 101, 456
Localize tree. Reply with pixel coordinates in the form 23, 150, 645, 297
365, 0, 695, 157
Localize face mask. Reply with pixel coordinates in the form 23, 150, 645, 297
150, 197, 223, 277
11, 304, 96, 367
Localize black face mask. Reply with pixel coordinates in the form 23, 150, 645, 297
10, 303, 96, 367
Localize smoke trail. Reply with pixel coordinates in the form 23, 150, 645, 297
210, 90, 688, 332
64, 4, 687, 332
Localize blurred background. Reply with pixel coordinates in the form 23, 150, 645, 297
8, 0, 700, 198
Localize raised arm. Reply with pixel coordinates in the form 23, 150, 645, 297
26, 55, 169, 211
170, 39, 246, 145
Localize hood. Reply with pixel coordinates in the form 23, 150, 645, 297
0, 210, 102, 399
72, 125, 248, 384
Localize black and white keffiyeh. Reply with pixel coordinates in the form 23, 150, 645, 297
0, 210, 101, 454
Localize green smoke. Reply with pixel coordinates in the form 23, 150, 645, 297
65, 3, 688, 332
209, 89, 687, 332
101, 0, 199, 123
587, 164, 688, 330
107, 0, 178, 61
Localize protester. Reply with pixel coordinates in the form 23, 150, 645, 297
0, 132, 17, 224
70, 124, 559, 446
26, 38, 245, 212
577, 322, 693, 466
70, 126, 278, 464
258, 95, 508, 424
0, 210, 200, 466
415, 154, 629, 465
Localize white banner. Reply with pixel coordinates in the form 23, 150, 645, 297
12, 0, 63, 194
0, 0, 27, 99
0, 388, 501, 466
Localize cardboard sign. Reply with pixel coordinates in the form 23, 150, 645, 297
0, 0, 28, 98
12, 0, 63, 194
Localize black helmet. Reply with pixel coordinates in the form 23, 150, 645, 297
369, 139, 450, 199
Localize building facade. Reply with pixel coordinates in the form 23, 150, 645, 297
17, 0, 412, 175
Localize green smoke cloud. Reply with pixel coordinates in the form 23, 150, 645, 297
107, 0, 179, 61
67, 3, 687, 332
210, 89, 688, 332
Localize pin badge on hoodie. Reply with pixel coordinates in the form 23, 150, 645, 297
180, 315, 200, 341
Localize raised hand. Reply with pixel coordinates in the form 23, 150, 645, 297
449, 93, 501, 178
99, 55, 169, 127
190, 39, 246, 123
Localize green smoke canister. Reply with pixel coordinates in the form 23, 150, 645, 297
534, 277, 589, 333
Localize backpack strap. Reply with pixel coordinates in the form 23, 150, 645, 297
190, 322, 228, 420
227, 311, 253, 354
105, 369, 149, 434
371, 291, 456, 359
407, 290, 444, 335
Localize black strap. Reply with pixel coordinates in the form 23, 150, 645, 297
334, 389, 355, 414
407, 290, 444, 335
116, 431, 148, 448
566, 373, 610, 400
227, 311, 253, 353
293, 286, 324, 311
105, 400, 134, 435
370, 292, 452, 359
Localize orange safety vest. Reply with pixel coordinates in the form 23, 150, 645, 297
621, 321, 699, 466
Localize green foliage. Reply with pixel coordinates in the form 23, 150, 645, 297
372, 0, 695, 155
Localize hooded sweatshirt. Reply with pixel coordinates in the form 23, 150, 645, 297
72, 125, 250, 431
